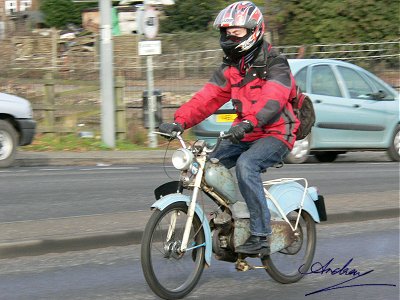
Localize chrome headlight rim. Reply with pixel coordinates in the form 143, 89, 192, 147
172, 148, 194, 170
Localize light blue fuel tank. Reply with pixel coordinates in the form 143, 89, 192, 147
204, 159, 238, 204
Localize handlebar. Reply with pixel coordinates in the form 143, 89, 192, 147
153, 131, 186, 148
204, 131, 232, 153
153, 130, 232, 153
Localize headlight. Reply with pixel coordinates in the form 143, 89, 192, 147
172, 148, 194, 170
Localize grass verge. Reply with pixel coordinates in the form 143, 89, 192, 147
21, 130, 196, 152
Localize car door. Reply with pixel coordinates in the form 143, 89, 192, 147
334, 65, 398, 147
306, 64, 356, 147
305, 63, 392, 148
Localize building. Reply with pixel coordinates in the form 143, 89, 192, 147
1, 0, 33, 17
0, 0, 41, 38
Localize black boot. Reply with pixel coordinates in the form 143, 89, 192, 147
235, 235, 270, 255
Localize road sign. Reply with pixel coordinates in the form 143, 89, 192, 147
142, 6, 159, 39
138, 40, 162, 56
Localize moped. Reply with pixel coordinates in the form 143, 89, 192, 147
141, 132, 327, 299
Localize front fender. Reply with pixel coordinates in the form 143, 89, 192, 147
267, 182, 321, 223
151, 193, 212, 266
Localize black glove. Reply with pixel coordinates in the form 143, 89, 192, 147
159, 122, 184, 137
227, 120, 254, 144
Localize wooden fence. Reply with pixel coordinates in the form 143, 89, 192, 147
5, 73, 180, 139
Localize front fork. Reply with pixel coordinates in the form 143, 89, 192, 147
179, 156, 206, 252
163, 156, 206, 253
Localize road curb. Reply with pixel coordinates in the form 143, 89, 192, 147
1, 209, 398, 259
15, 151, 171, 167
325, 208, 400, 224
0, 231, 143, 259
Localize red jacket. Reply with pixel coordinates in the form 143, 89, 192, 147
174, 42, 299, 149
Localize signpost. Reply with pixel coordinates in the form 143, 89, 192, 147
139, 4, 160, 148
76, 0, 173, 148
100, 0, 115, 148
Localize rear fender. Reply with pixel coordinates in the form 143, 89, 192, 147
267, 182, 321, 223
151, 193, 212, 266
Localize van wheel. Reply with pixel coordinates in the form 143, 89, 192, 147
0, 120, 18, 168
387, 125, 400, 162
284, 135, 310, 164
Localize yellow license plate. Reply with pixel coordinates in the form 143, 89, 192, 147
216, 114, 236, 123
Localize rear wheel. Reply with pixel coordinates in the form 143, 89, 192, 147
261, 211, 316, 283
314, 151, 339, 163
387, 125, 400, 162
0, 120, 18, 168
141, 202, 206, 299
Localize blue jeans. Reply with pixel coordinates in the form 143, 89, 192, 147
211, 137, 290, 237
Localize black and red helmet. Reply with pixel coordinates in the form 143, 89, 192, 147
214, 1, 265, 60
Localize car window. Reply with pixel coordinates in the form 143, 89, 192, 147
294, 67, 307, 92
310, 65, 341, 97
337, 66, 374, 99
364, 72, 395, 100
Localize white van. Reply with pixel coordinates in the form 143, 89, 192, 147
0, 92, 36, 167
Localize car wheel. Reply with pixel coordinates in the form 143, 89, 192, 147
0, 120, 18, 168
387, 125, 400, 162
284, 135, 310, 164
314, 152, 338, 163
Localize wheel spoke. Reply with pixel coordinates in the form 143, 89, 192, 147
262, 211, 316, 283
141, 202, 205, 299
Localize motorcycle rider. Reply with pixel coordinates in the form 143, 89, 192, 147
159, 1, 299, 255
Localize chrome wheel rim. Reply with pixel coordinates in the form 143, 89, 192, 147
0, 130, 13, 160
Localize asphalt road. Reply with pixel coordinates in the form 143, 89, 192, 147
0, 218, 398, 300
0, 162, 398, 222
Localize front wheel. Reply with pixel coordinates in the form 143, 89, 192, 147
141, 201, 206, 299
261, 210, 316, 283
0, 120, 18, 168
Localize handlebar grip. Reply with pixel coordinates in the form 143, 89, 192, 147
153, 131, 178, 139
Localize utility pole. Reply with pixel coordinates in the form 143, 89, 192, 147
99, 0, 115, 148
139, 1, 160, 148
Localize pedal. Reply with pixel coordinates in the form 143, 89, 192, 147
235, 259, 268, 271
235, 259, 252, 271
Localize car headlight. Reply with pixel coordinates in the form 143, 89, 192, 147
172, 148, 194, 170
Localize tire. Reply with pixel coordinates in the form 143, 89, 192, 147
284, 135, 310, 164
387, 125, 400, 162
0, 120, 18, 168
261, 211, 316, 284
141, 202, 206, 299
314, 151, 338, 163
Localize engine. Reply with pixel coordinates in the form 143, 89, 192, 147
211, 210, 238, 262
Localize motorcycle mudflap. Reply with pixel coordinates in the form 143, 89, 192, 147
154, 181, 181, 200
314, 195, 327, 221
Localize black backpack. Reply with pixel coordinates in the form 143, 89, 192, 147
291, 86, 316, 140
